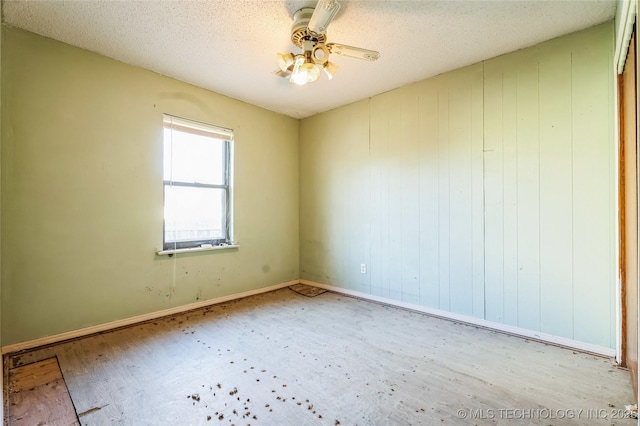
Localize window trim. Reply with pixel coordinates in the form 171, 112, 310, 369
161, 114, 234, 252
157, 243, 240, 257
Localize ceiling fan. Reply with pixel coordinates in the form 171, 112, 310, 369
276, 0, 380, 86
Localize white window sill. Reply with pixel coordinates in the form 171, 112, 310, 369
157, 244, 239, 256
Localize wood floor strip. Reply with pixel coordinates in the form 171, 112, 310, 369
8, 357, 79, 425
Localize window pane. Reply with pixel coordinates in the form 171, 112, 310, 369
164, 185, 225, 243
163, 127, 225, 185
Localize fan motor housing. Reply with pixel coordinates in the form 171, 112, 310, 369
291, 7, 326, 48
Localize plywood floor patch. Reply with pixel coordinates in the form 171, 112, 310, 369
289, 283, 327, 297
8, 357, 79, 425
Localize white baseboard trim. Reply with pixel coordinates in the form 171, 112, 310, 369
300, 280, 616, 358
3, 279, 616, 358
2, 280, 298, 355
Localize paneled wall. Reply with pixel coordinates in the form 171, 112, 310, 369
368, 67, 485, 317
483, 24, 615, 345
300, 22, 615, 349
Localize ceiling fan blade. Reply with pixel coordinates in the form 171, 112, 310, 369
327, 43, 380, 62
308, 0, 341, 35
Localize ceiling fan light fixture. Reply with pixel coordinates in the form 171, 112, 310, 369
289, 54, 304, 84
302, 62, 320, 82
291, 51, 320, 85
291, 62, 320, 85
323, 61, 339, 80
277, 52, 295, 72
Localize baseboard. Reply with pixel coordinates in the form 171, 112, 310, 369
1, 280, 298, 355
300, 280, 617, 358
3, 278, 617, 358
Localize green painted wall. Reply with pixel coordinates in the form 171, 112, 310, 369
1, 27, 300, 345
0, 21, 617, 350
300, 22, 616, 349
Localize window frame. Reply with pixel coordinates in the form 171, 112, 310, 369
162, 114, 234, 251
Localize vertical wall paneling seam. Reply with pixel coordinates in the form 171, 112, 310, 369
471, 69, 486, 318
448, 91, 452, 310
537, 59, 543, 332
384, 111, 387, 297
470, 78, 476, 315
388, 110, 392, 297
350, 110, 354, 289
437, 93, 441, 306
386, 113, 390, 297
469, 82, 473, 314
417, 95, 422, 304
400, 101, 404, 300
570, 51, 576, 340
435, 90, 442, 309
481, 63, 486, 318
515, 71, 520, 327
368, 98, 372, 294
502, 71, 506, 321
471, 81, 474, 314
482, 61, 488, 320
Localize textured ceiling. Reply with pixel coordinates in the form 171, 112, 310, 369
3, 0, 616, 119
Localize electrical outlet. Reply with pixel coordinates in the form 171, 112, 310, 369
360, 264, 367, 274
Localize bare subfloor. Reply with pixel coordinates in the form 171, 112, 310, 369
5, 289, 636, 425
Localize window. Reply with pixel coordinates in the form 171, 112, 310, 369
163, 115, 233, 251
